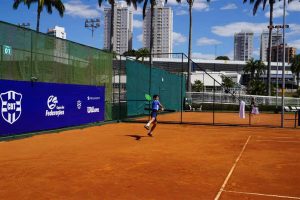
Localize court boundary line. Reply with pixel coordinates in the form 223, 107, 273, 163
255, 139, 300, 143
223, 190, 300, 199
214, 136, 251, 200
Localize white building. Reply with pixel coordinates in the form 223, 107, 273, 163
47, 26, 67, 64
234, 31, 253, 61
104, 2, 133, 55
260, 31, 283, 61
47, 26, 67, 39
191, 71, 242, 92
143, 0, 173, 58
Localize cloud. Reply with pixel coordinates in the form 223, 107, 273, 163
193, 1, 210, 11
220, 3, 237, 10
173, 32, 187, 45
265, 1, 300, 18
192, 52, 215, 60
65, 0, 100, 18
212, 22, 268, 37
176, 9, 188, 16
226, 50, 234, 60
133, 19, 143, 28
286, 24, 300, 37
167, 0, 210, 11
137, 34, 143, 42
130, 6, 143, 15
196, 37, 221, 46
289, 40, 300, 49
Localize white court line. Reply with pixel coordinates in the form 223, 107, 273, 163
255, 139, 300, 143
214, 136, 251, 200
223, 190, 300, 199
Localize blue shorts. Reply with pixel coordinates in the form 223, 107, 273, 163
151, 110, 158, 121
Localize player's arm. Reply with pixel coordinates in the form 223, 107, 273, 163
159, 102, 164, 111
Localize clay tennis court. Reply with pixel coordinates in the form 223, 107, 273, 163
1, 121, 300, 200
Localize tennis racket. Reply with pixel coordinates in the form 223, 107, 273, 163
145, 94, 152, 101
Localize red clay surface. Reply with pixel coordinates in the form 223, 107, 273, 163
135, 112, 298, 128
0, 123, 300, 200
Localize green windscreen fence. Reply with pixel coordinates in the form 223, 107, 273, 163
126, 59, 185, 117
0, 21, 113, 120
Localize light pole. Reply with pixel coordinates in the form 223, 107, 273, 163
85, 18, 100, 38
281, 0, 287, 128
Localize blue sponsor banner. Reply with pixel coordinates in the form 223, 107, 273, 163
0, 80, 105, 136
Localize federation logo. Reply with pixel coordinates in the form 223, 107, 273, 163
0, 91, 22, 124
47, 95, 58, 110
45, 95, 64, 117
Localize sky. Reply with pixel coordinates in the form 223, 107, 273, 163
0, 0, 299, 60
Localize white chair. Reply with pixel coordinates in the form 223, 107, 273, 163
291, 106, 298, 112
284, 106, 291, 112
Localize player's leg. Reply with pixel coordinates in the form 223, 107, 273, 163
148, 121, 157, 137
145, 111, 157, 130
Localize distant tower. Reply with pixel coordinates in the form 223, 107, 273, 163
260, 31, 283, 61
143, 0, 173, 58
103, 2, 133, 55
234, 31, 253, 61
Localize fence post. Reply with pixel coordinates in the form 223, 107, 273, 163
213, 80, 215, 125
181, 53, 183, 124
118, 55, 121, 122
298, 110, 300, 127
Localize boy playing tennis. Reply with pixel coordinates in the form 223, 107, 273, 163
144, 95, 164, 137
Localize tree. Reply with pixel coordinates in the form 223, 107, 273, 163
244, 58, 266, 82
136, 48, 150, 62
123, 49, 137, 57
13, 0, 65, 32
99, 0, 139, 52
243, 0, 295, 96
244, 59, 267, 95
291, 54, 300, 89
141, 0, 158, 67
221, 75, 235, 89
216, 56, 230, 60
192, 80, 204, 92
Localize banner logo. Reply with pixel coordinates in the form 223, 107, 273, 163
0, 91, 22, 124
45, 95, 65, 117
77, 100, 82, 110
87, 106, 100, 113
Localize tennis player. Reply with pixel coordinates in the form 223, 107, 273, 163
144, 95, 164, 137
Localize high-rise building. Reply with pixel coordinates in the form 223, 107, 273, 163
47, 26, 67, 39
271, 44, 296, 63
260, 31, 282, 61
143, 0, 173, 58
234, 31, 253, 61
103, 2, 133, 55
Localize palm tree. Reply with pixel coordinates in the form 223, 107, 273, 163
99, 0, 139, 52
141, 0, 158, 67
291, 54, 300, 89
244, 58, 266, 95
13, 0, 65, 32
172, 0, 210, 91
243, 0, 295, 96
244, 58, 257, 81
136, 48, 150, 62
